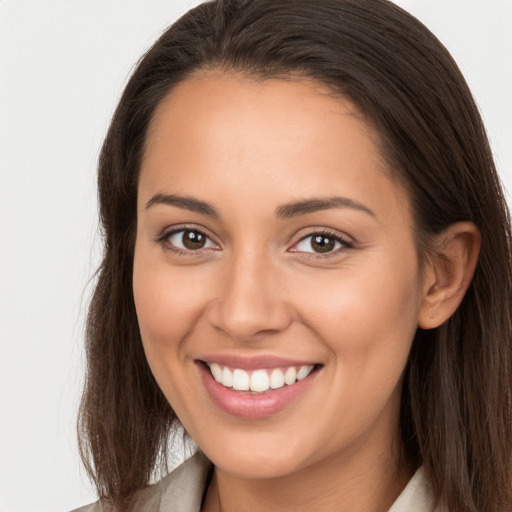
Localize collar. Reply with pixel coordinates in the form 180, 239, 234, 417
155, 453, 441, 512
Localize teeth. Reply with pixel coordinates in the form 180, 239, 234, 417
284, 367, 297, 385
207, 363, 315, 393
233, 369, 250, 391
222, 366, 233, 388
250, 370, 270, 392
210, 363, 223, 383
269, 368, 285, 389
297, 365, 314, 380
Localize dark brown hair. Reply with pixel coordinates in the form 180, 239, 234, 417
78, 0, 512, 510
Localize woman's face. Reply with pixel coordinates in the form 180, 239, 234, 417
133, 72, 429, 479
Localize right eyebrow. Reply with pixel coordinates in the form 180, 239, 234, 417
145, 193, 219, 218
276, 196, 375, 219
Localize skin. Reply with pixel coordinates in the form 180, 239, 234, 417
133, 72, 480, 512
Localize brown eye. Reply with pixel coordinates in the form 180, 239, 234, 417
182, 230, 206, 249
310, 235, 335, 253
167, 229, 218, 252
291, 231, 351, 255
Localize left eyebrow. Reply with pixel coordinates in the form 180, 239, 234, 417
145, 193, 219, 218
276, 196, 375, 219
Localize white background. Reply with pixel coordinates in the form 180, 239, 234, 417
1, 1, 511, 511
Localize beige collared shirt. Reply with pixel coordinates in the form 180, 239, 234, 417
73, 452, 441, 512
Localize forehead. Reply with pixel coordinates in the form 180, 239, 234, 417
144, 72, 376, 164
139, 71, 411, 225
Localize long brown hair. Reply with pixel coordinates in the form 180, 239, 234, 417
78, 1, 512, 510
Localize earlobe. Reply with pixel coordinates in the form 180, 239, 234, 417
418, 222, 481, 330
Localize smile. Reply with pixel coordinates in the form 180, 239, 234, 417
198, 359, 321, 419
207, 363, 315, 393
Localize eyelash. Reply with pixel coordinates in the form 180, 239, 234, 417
290, 230, 353, 258
156, 227, 353, 257
156, 226, 219, 256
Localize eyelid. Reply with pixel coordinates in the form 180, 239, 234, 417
288, 228, 354, 255
155, 224, 353, 257
156, 224, 220, 253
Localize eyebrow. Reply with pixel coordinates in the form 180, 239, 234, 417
276, 196, 375, 218
145, 193, 219, 217
145, 193, 375, 219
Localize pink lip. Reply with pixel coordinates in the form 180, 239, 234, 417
197, 360, 320, 420
199, 354, 317, 371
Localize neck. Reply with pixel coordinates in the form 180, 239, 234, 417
202, 441, 414, 512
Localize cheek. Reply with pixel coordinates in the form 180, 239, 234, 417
297, 249, 421, 382
299, 256, 421, 441
316, 241, 419, 322
134, 245, 198, 328
132, 245, 206, 370
132, 247, 211, 421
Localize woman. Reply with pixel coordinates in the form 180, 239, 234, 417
75, 0, 512, 510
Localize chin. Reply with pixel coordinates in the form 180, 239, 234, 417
213, 452, 304, 480
197, 430, 314, 479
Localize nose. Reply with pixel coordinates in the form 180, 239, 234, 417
207, 251, 293, 341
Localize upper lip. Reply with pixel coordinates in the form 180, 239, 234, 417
197, 354, 319, 370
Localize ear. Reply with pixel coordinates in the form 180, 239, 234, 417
418, 222, 481, 330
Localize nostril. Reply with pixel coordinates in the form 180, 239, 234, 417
206, 296, 293, 341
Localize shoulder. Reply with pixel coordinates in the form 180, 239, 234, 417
70, 451, 212, 512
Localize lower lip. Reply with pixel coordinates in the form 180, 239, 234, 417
197, 362, 319, 420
